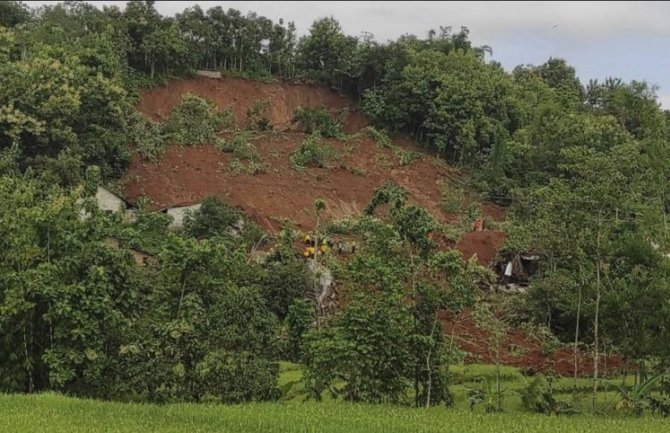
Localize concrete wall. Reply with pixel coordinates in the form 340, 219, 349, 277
96, 186, 125, 213
196, 70, 222, 79
167, 204, 202, 229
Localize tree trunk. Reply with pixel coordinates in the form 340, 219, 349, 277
592, 284, 601, 414
176, 272, 188, 320
425, 314, 439, 408
592, 221, 602, 414
408, 240, 420, 407
313, 212, 321, 328
574, 283, 582, 396
23, 319, 33, 393
496, 351, 502, 411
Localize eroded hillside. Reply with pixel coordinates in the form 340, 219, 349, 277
122, 76, 504, 237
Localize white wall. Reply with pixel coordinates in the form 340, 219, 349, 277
167, 204, 202, 229
96, 186, 125, 212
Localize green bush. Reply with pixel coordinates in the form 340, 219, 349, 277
520, 376, 575, 415
229, 158, 268, 175
349, 166, 367, 176
162, 93, 233, 145
216, 131, 254, 153
247, 99, 272, 131
303, 290, 415, 403
215, 131, 267, 175
361, 126, 391, 148
196, 350, 280, 403
128, 113, 165, 161
365, 181, 409, 215
290, 133, 338, 169
440, 184, 465, 213
183, 196, 265, 245
294, 107, 343, 138
394, 148, 423, 166
285, 299, 315, 362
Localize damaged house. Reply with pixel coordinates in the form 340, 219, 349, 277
163, 203, 202, 230
79, 186, 137, 223
494, 249, 541, 294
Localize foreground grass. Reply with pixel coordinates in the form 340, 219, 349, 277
1, 393, 666, 433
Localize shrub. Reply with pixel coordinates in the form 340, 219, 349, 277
247, 99, 272, 131
520, 375, 575, 415
361, 126, 391, 148
365, 181, 409, 215
290, 133, 338, 169
216, 131, 267, 175
294, 107, 343, 138
285, 299, 315, 361
374, 153, 392, 169
128, 113, 164, 161
229, 158, 268, 175
196, 350, 280, 403
183, 196, 265, 245
216, 131, 254, 153
349, 166, 367, 176
162, 93, 233, 145
440, 183, 465, 213
303, 290, 415, 403
394, 148, 423, 166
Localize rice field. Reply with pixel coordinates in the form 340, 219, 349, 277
1, 364, 662, 433
1, 392, 666, 433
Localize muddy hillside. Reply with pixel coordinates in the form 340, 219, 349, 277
122, 76, 505, 262
137, 75, 367, 132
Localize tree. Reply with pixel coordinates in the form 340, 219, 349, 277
0, 175, 142, 394
304, 289, 414, 403
0, 24, 132, 180
0, 1, 30, 28
296, 17, 358, 90
535, 57, 584, 107
517, 123, 660, 411
140, 18, 187, 77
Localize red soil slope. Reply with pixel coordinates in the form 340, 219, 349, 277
457, 231, 507, 265
124, 77, 506, 264
122, 133, 468, 231
138, 76, 366, 132
441, 309, 629, 377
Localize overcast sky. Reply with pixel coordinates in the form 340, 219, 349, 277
30, 1, 670, 107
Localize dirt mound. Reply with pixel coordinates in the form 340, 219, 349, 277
456, 231, 507, 265
440, 309, 629, 377
137, 76, 366, 132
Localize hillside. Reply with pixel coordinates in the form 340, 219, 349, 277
119, 76, 620, 377
122, 76, 504, 235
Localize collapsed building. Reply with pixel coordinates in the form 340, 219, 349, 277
494, 249, 541, 294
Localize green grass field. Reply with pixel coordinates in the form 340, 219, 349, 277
1, 392, 666, 433
279, 362, 636, 413
1, 364, 662, 433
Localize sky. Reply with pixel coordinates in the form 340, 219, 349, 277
29, 1, 670, 107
